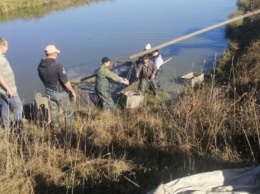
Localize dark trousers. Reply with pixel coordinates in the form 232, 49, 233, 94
139, 77, 157, 94
46, 90, 74, 128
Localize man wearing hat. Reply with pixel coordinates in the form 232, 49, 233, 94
38, 45, 76, 129
137, 43, 153, 65
136, 54, 157, 95
95, 57, 129, 109
145, 43, 151, 50
152, 50, 164, 88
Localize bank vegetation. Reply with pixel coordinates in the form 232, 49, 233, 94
1, 0, 260, 193
0, 0, 105, 16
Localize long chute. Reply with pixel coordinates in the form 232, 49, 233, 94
129, 9, 260, 60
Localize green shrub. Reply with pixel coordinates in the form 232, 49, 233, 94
237, 0, 251, 11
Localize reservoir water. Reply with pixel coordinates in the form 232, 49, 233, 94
0, 0, 237, 103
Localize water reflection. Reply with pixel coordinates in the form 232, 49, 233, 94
0, 0, 110, 22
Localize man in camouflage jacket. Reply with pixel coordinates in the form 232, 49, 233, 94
95, 57, 129, 109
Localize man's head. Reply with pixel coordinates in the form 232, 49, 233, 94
102, 57, 111, 67
142, 54, 150, 65
45, 45, 60, 59
152, 50, 159, 57
0, 38, 8, 54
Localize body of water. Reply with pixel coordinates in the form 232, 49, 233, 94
0, 0, 237, 103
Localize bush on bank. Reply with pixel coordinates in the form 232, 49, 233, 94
0, 0, 104, 15
0, 0, 43, 14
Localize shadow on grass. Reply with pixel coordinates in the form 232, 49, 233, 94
34, 174, 67, 194
31, 129, 256, 194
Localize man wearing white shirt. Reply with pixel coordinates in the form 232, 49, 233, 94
152, 50, 164, 88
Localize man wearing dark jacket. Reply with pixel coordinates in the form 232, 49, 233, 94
38, 45, 76, 129
136, 54, 157, 95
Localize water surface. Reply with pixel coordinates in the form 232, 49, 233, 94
0, 0, 237, 103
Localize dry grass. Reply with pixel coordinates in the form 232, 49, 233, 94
0, 122, 134, 194
1, 1, 260, 193
1, 75, 260, 194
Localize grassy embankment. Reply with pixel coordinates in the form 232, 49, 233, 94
0, 0, 106, 22
1, 0, 260, 193
0, 0, 102, 13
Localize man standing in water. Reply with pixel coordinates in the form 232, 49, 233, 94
0, 38, 23, 132
38, 45, 76, 129
95, 57, 129, 109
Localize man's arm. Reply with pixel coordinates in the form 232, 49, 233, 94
57, 64, 76, 100
136, 65, 142, 78
0, 76, 15, 97
64, 81, 76, 101
101, 67, 129, 85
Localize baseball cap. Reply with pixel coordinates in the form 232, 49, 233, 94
45, 45, 60, 54
145, 44, 151, 50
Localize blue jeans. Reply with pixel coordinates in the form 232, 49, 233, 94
45, 90, 74, 127
1, 93, 23, 128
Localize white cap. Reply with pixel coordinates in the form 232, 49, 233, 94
145, 43, 151, 50
45, 45, 60, 54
